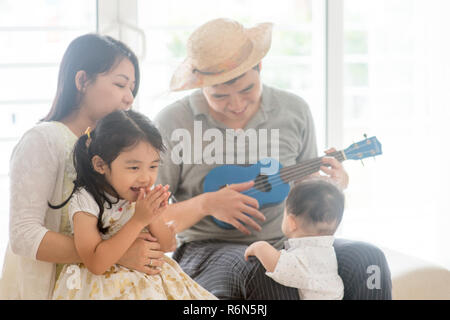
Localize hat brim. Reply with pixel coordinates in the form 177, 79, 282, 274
170, 22, 273, 92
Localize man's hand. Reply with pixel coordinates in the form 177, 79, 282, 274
320, 148, 349, 190
203, 181, 265, 235
117, 232, 165, 275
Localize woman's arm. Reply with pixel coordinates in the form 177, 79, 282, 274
37, 228, 166, 275
72, 211, 147, 275
9, 128, 67, 260
36, 232, 80, 263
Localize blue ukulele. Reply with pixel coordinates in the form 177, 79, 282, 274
203, 136, 382, 229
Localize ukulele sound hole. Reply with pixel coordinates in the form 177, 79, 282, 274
254, 175, 272, 192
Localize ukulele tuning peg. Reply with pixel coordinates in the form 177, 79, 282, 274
360, 159, 365, 167
363, 133, 368, 139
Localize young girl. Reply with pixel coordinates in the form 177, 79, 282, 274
244, 178, 345, 300
1, 34, 163, 300
51, 109, 217, 300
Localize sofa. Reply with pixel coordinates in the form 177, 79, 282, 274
382, 247, 450, 300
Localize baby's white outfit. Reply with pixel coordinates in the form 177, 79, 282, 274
266, 236, 344, 300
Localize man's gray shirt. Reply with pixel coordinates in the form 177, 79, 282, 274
154, 84, 318, 248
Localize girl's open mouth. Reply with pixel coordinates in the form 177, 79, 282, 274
130, 187, 143, 192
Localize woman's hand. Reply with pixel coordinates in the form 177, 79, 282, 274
203, 181, 265, 235
320, 148, 349, 190
117, 232, 165, 275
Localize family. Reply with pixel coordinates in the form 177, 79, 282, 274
0, 18, 391, 300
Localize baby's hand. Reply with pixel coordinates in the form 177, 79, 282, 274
244, 241, 264, 261
134, 184, 170, 226
244, 241, 280, 272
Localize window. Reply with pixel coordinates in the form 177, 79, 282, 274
341, 0, 450, 268
135, 0, 327, 148
0, 0, 96, 270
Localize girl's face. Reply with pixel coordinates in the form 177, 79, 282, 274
94, 140, 161, 202
80, 58, 136, 122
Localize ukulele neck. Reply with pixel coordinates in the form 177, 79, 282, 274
279, 151, 345, 183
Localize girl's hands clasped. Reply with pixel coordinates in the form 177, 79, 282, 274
133, 184, 171, 227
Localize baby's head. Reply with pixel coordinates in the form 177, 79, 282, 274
282, 179, 345, 238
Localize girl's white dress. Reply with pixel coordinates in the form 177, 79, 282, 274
52, 188, 217, 300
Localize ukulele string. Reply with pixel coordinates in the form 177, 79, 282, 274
245, 158, 331, 196
243, 152, 344, 198
247, 151, 342, 191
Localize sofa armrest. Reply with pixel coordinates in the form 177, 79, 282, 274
382, 247, 450, 300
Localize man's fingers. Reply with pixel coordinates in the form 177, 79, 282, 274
237, 212, 262, 232
228, 218, 251, 235
322, 156, 337, 164
240, 194, 260, 209
324, 147, 337, 154
320, 165, 334, 176
240, 204, 265, 224
228, 180, 255, 192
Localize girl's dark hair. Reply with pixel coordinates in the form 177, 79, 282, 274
43, 33, 140, 121
49, 110, 165, 233
286, 179, 345, 234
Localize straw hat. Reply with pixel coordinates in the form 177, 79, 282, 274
170, 18, 273, 91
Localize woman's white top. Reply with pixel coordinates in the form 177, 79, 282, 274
266, 236, 344, 300
0, 121, 77, 299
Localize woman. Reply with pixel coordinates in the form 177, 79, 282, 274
0, 34, 165, 299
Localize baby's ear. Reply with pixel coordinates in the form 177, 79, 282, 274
286, 213, 299, 233
91, 155, 107, 174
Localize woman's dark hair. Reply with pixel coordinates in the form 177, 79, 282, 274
42, 33, 140, 121
286, 179, 345, 235
49, 110, 165, 233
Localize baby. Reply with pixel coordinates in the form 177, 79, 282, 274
245, 178, 345, 300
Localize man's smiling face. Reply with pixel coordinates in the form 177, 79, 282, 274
202, 66, 263, 129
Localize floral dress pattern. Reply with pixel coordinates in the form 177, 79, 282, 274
52, 189, 217, 300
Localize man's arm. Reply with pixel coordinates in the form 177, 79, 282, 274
163, 194, 209, 233
165, 181, 265, 235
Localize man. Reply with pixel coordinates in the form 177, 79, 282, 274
155, 18, 391, 299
